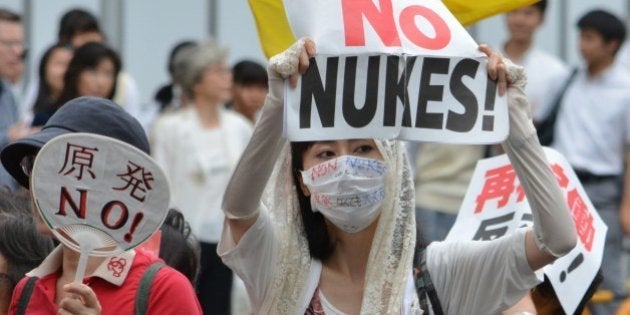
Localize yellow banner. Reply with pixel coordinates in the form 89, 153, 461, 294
446, 0, 540, 26
249, 0, 540, 58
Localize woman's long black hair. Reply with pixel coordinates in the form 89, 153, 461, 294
32, 43, 73, 114
290, 142, 335, 261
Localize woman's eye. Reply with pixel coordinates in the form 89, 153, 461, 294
316, 150, 334, 158
356, 145, 374, 154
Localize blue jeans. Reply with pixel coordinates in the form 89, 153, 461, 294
416, 206, 458, 242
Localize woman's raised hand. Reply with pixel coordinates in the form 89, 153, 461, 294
478, 44, 507, 96
269, 38, 317, 88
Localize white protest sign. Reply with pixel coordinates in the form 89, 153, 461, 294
446, 148, 607, 314
282, 0, 508, 144
31, 133, 170, 256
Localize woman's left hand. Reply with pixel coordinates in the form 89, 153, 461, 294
479, 44, 508, 96
57, 283, 102, 315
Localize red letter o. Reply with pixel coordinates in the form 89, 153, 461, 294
101, 201, 129, 230
399, 5, 451, 50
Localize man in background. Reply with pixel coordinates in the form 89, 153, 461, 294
0, 8, 37, 193
229, 60, 268, 125
502, 0, 569, 124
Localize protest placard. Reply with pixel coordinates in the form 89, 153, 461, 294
31, 133, 170, 256
249, 0, 539, 58
447, 148, 607, 314
280, 0, 508, 144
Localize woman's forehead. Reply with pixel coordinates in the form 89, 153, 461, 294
310, 139, 376, 146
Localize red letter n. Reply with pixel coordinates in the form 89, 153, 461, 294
342, 0, 401, 47
57, 187, 88, 219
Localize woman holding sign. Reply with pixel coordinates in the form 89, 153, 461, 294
218, 39, 577, 314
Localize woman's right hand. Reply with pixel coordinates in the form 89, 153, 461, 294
268, 38, 317, 90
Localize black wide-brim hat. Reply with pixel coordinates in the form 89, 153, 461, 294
1, 96, 150, 188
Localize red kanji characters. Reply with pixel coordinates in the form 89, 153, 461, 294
58, 143, 99, 180
113, 161, 154, 202
475, 164, 523, 213
551, 163, 570, 189
567, 189, 595, 251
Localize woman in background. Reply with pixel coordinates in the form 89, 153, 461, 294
35, 41, 122, 125
152, 39, 252, 315
30, 43, 73, 127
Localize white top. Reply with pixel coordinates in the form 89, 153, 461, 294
219, 210, 540, 315
152, 107, 252, 242
502, 47, 569, 122
552, 64, 630, 175
407, 142, 485, 214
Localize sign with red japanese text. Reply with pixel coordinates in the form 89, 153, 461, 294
31, 133, 170, 255
283, 0, 508, 144
446, 148, 607, 314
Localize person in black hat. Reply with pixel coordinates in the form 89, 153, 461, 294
1, 96, 202, 314
1, 96, 148, 189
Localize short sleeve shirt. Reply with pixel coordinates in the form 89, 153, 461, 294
9, 247, 202, 315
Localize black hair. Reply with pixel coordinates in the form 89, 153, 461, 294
531, 271, 603, 314
32, 43, 74, 115
577, 9, 626, 54
290, 141, 335, 261
0, 213, 54, 290
532, 0, 547, 15
56, 41, 121, 107
158, 209, 200, 285
0, 7, 21, 23
58, 8, 101, 45
232, 60, 268, 87
167, 40, 196, 76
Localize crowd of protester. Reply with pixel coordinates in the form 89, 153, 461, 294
0, 1, 628, 314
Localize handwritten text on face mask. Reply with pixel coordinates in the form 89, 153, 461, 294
308, 156, 386, 182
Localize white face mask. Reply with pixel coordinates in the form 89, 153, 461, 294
300, 155, 387, 233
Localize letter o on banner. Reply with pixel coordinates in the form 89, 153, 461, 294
101, 201, 129, 230
399, 5, 451, 50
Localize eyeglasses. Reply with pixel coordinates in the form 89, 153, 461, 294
20, 155, 35, 177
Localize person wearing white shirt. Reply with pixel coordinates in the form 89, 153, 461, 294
502, 0, 569, 124
151, 39, 252, 315
552, 10, 630, 314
